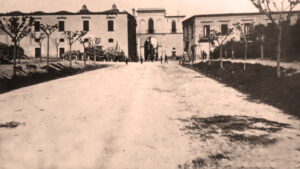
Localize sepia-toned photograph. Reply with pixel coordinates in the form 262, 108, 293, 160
0, 0, 300, 168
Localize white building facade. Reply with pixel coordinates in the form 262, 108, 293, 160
0, 4, 137, 59
182, 11, 300, 60
134, 8, 185, 60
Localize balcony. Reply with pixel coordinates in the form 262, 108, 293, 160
199, 35, 212, 42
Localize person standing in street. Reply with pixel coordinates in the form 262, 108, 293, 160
125, 58, 128, 66
140, 57, 143, 64
160, 56, 163, 64
165, 54, 168, 64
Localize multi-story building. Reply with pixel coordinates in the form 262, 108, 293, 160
182, 11, 300, 60
0, 4, 137, 59
134, 8, 185, 60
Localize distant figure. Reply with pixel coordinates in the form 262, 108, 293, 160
165, 55, 168, 64
203, 51, 207, 60
140, 57, 143, 64
160, 56, 163, 64
125, 58, 128, 65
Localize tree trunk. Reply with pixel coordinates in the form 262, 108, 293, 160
220, 45, 223, 69
231, 43, 235, 59
56, 47, 59, 59
13, 40, 17, 77
83, 47, 86, 67
225, 49, 228, 58
260, 36, 264, 60
94, 47, 96, 63
47, 36, 50, 67
40, 43, 42, 63
244, 40, 248, 70
276, 24, 283, 78
69, 44, 72, 67
208, 41, 211, 65
17, 41, 20, 64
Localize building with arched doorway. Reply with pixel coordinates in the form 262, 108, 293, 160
134, 8, 185, 60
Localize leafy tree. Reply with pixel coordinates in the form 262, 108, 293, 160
40, 24, 58, 67
51, 37, 61, 59
30, 32, 46, 62
233, 22, 254, 70
250, 0, 300, 77
0, 16, 34, 77
62, 31, 87, 67
210, 28, 233, 69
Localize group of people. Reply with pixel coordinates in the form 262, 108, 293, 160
138, 55, 168, 64
125, 55, 169, 66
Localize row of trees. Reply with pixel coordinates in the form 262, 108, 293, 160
206, 0, 300, 78
0, 15, 101, 77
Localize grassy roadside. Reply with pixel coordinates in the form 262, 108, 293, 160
0, 61, 110, 94
183, 61, 300, 119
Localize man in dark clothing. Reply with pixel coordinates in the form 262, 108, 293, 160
125, 58, 128, 65
140, 57, 143, 64
165, 55, 168, 63
160, 56, 163, 64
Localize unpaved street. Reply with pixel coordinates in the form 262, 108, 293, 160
0, 62, 300, 169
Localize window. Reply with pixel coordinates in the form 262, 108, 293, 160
59, 38, 64, 42
34, 21, 40, 32
84, 38, 89, 43
221, 24, 228, 35
244, 23, 253, 35
59, 21, 65, 32
191, 25, 194, 39
35, 38, 39, 43
184, 27, 188, 39
35, 48, 41, 58
108, 38, 114, 43
203, 25, 210, 38
59, 48, 65, 58
83, 20, 89, 31
172, 21, 176, 33
108, 20, 114, 31
148, 18, 154, 34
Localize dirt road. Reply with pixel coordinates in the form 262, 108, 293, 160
0, 62, 299, 169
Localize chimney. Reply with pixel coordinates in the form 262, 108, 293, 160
132, 8, 136, 16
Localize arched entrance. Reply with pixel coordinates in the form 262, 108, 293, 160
144, 37, 158, 61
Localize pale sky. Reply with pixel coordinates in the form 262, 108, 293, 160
0, 0, 299, 18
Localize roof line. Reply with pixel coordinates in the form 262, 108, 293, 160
182, 10, 300, 23
0, 10, 132, 16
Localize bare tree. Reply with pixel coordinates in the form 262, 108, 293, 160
62, 31, 87, 67
233, 22, 254, 70
40, 24, 58, 67
31, 32, 46, 62
88, 37, 101, 63
210, 28, 233, 69
51, 37, 61, 59
250, 0, 300, 77
0, 16, 34, 77
79, 37, 90, 66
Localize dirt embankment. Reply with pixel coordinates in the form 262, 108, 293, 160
0, 60, 109, 94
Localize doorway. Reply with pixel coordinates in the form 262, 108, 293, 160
144, 37, 158, 61
59, 48, 65, 58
